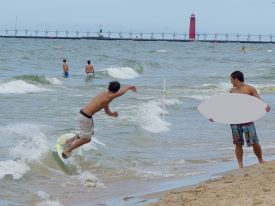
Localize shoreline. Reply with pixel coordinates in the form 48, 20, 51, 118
145, 161, 275, 206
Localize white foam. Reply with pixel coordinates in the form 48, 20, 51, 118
0, 160, 30, 179
138, 100, 171, 133
36, 191, 64, 206
163, 98, 182, 106
72, 171, 105, 188
156, 49, 167, 53
92, 137, 106, 147
0, 80, 49, 94
267, 49, 272, 52
45, 77, 62, 85
1, 123, 49, 161
100, 67, 139, 79
134, 168, 175, 178
8, 124, 49, 161
183, 94, 211, 100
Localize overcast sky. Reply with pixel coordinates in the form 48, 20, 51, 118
0, 0, 274, 34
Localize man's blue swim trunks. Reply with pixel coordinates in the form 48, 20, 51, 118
230, 122, 259, 147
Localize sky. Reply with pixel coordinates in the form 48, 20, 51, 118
0, 0, 274, 35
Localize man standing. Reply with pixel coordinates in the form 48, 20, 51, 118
63, 59, 69, 78
62, 81, 137, 159
229, 71, 270, 168
85, 60, 94, 77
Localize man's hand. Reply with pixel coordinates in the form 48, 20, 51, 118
111, 111, 118, 117
129, 86, 137, 92
266, 105, 270, 112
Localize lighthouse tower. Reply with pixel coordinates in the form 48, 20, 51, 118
189, 13, 196, 40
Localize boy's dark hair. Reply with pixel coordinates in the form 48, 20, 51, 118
231, 71, 244, 82
108, 81, 120, 93
63, 59, 66, 63
87, 60, 91, 64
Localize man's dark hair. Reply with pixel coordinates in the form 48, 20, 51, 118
87, 60, 91, 64
231, 71, 244, 82
108, 81, 120, 93
63, 59, 66, 63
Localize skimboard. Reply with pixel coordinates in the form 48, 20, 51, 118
198, 93, 267, 124
56, 132, 76, 162
52, 133, 77, 174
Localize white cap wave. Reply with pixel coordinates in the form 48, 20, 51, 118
0, 123, 49, 180
137, 98, 181, 133
0, 80, 49, 94
100, 67, 139, 79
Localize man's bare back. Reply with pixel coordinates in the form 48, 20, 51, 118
85, 64, 94, 73
85, 60, 94, 74
82, 92, 116, 117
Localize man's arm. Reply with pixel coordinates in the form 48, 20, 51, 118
111, 85, 137, 99
251, 87, 270, 112
104, 104, 118, 117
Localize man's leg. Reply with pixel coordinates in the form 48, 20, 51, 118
253, 143, 266, 164
63, 138, 91, 158
235, 144, 243, 168
65, 134, 80, 147
243, 123, 266, 164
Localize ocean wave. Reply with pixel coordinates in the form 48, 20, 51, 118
99, 67, 140, 79
0, 80, 50, 94
0, 160, 30, 179
14, 75, 62, 85
137, 98, 181, 133
133, 168, 175, 178
36, 191, 64, 206
181, 82, 275, 100
0, 123, 50, 179
149, 49, 167, 53
70, 171, 105, 188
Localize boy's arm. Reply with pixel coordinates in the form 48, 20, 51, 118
111, 85, 137, 99
104, 104, 118, 117
251, 87, 270, 112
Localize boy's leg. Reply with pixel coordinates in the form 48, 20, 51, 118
63, 138, 91, 159
235, 144, 243, 168
253, 143, 266, 163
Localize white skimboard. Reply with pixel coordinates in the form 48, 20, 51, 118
198, 93, 267, 124
55, 133, 75, 163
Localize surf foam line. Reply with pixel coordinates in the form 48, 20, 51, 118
99, 67, 140, 79
0, 160, 30, 179
0, 80, 50, 94
180, 82, 275, 100
0, 123, 50, 179
137, 98, 181, 133
14, 75, 62, 85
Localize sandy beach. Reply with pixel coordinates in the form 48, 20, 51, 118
147, 161, 275, 206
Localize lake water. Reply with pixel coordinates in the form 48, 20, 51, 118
0, 38, 275, 205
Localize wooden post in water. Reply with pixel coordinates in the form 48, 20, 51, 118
162, 79, 167, 120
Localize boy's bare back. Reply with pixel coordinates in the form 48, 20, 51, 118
82, 92, 112, 116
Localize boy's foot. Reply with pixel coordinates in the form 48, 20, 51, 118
62, 149, 71, 159
260, 159, 267, 164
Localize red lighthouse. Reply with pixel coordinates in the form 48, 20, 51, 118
189, 13, 196, 40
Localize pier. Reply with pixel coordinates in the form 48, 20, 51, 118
0, 29, 274, 44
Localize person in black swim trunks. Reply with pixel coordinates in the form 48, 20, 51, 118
62, 81, 137, 159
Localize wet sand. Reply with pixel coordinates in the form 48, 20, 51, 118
146, 161, 275, 206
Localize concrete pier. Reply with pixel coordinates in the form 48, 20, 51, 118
0, 29, 274, 44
